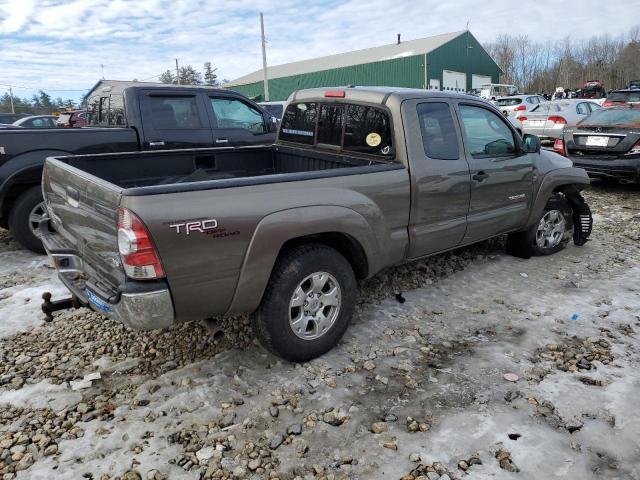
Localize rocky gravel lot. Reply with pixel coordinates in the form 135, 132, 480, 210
0, 183, 639, 480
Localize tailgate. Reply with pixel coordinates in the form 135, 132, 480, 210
42, 157, 126, 287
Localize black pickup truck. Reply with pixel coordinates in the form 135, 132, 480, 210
0, 86, 277, 252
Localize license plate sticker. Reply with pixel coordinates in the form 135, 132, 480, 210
586, 136, 609, 147
86, 290, 113, 313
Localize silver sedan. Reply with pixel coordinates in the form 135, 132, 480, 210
516, 100, 602, 143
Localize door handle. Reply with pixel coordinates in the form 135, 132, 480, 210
149, 140, 165, 147
215, 138, 229, 144
472, 171, 489, 182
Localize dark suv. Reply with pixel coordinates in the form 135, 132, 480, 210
603, 89, 640, 107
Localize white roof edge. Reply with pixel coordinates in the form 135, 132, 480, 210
226, 30, 466, 87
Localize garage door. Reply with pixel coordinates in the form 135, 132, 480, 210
443, 70, 467, 92
472, 74, 492, 89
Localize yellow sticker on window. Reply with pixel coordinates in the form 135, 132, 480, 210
366, 132, 382, 147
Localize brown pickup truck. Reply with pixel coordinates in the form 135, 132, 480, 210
40, 87, 593, 361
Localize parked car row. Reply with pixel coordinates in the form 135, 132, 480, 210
555, 105, 640, 185
0, 111, 87, 129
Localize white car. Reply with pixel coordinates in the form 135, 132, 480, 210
495, 95, 546, 117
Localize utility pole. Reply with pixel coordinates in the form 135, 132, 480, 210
175, 58, 181, 85
9, 87, 15, 114
260, 12, 269, 101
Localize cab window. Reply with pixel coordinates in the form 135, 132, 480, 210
280, 101, 393, 157
459, 105, 515, 157
280, 103, 318, 145
210, 97, 265, 134
343, 104, 392, 155
148, 96, 201, 129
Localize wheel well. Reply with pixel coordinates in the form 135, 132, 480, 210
0, 168, 43, 225
278, 232, 369, 279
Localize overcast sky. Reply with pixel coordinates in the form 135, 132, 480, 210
1, 0, 638, 103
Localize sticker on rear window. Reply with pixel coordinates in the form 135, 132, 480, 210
282, 128, 314, 137
366, 132, 382, 147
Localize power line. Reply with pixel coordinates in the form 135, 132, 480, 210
0, 81, 88, 92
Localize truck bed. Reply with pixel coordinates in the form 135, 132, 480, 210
54, 145, 398, 195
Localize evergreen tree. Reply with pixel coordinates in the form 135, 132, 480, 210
203, 62, 218, 86
159, 70, 176, 84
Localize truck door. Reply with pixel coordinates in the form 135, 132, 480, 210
455, 101, 534, 243
139, 92, 214, 149
402, 99, 471, 258
207, 94, 274, 146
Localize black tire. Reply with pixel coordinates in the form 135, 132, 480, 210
8, 186, 46, 254
506, 194, 574, 258
252, 244, 357, 362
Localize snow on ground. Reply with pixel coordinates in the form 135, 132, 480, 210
0, 184, 639, 480
0, 230, 66, 339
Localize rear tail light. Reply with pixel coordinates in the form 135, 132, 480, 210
602, 100, 618, 107
117, 207, 165, 279
553, 138, 566, 156
625, 139, 640, 156
515, 105, 527, 111
548, 116, 567, 125
518, 116, 528, 121
324, 90, 346, 98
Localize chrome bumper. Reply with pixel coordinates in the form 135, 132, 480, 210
42, 222, 175, 330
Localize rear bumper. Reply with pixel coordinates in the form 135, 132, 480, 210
568, 156, 640, 184
41, 220, 175, 330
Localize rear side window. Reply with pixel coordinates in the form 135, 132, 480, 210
148, 96, 201, 129
576, 103, 590, 115
607, 92, 629, 102
210, 97, 265, 134
280, 103, 318, 145
417, 102, 459, 160
109, 94, 125, 126
496, 98, 522, 106
344, 104, 392, 155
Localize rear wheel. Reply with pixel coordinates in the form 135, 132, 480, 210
507, 194, 574, 258
8, 186, 46, 254
252, 244, 357, 362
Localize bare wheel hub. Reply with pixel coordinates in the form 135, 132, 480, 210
289, 272, 341, 340
536, 209, 566, 249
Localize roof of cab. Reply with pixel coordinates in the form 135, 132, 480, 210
289, 86, 476, 105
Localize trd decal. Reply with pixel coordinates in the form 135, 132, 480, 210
170, 219, 218, 235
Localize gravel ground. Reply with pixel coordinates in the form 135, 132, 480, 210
0, 183, 639, 480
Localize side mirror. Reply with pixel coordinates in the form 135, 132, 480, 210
267, 116, 279, 133
522, 133, 541, 153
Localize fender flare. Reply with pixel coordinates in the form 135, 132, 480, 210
225, 205, 380, 316
525, 167, 590, 229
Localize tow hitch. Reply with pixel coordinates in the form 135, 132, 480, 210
41, 291, 81, 322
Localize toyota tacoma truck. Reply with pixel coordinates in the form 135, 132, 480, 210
0, 85, 276, 252
40, 87, 593, 362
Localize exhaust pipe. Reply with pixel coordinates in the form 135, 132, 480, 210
202, 318, 225, 341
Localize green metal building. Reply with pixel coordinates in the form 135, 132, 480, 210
226, 30, 501, 101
